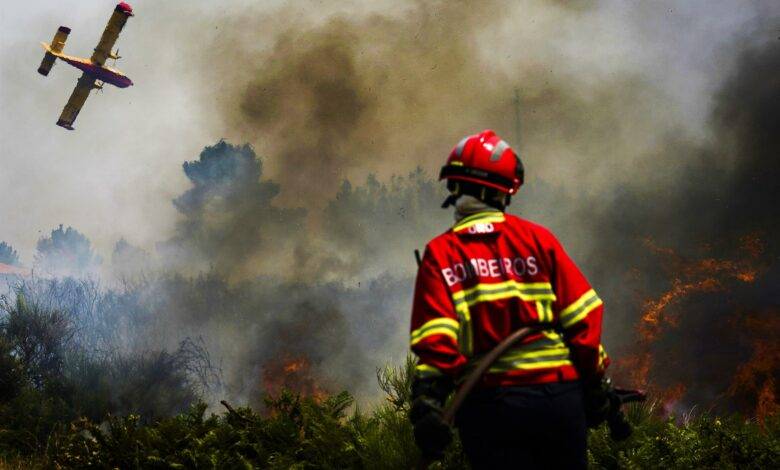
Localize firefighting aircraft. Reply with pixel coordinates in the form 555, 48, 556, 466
37, 2, 134, 130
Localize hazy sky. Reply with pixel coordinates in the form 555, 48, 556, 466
0, 0, 774, 264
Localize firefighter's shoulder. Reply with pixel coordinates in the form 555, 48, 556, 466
503, 213, 563, 247
423, 228, 457, 254
419, 223, 468, 263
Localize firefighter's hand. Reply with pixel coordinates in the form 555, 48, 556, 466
583, 378, 611, 428
410, 396, 453, 460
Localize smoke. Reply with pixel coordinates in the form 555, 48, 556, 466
168, 0, 775, 407
34, 224, 101, 277
206, 0, 549, 204
158, 140, 305, 279
579, 36, 780, 413
115, 0, 780, 409
2, 0, 778, 411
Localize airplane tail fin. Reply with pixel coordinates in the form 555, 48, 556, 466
38, 26, 70, 76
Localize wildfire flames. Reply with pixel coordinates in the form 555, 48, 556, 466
728, 313, 780, 425
638, 235, 762, 343
614, 234, 777, 421
262, 354, 328, 402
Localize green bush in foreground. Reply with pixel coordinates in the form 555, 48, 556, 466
36, 366, 780, 469
43, 399, 778, 469
1, 354, 778, 468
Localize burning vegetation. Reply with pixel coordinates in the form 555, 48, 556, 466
262, 354, 328, 402
610, 232, 777, 420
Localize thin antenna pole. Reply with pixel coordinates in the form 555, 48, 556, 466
513, 88, 522, 149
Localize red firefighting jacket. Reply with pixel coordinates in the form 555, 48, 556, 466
410, 210, 609, 387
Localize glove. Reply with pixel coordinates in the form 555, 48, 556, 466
607, 408, 633, 441
583, 377, 611, 428
409, 375, 454, 459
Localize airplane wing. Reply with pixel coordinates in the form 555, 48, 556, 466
90, 4, 133, 66
56, 73, 96, 130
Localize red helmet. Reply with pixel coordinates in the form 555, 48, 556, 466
439, 130, 524, 195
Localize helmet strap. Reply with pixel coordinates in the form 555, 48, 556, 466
441, 193, 460, 208
442, 180, 509, 210
441, 182, 461, 208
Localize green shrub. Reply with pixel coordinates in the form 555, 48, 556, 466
588, 402, 780, 469
42, 374, 779, 469
0, 295, 777, 469
0, 289, 209, 458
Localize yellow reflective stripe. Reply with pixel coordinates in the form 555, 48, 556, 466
598, 344, 609, 370
489, 359, 573, 372
541, 328, 566, 345
536, 299, 553, 323
456, 210, 503, 226
560, 289, 602, 328
452, 302, 473, 357
410, 318, 459, 346
465, 331, 572, 373
491, 345, 572, 370
453, 211, 505, 232
536, 300, 546, 323
454, 216, 505, 233
501, 346, 571, 360
451, 282, 554, 358
415, 364, 444, 378
452, 281, 556, 306
455, 281, 555, 300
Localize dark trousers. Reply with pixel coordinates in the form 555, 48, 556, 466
455, 381, 587, 470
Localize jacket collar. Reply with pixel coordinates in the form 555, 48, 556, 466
453, 211, 505, 235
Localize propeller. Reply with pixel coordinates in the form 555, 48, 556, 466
110, 49, 121, 66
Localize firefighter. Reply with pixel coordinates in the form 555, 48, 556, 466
409, 130, 611, 469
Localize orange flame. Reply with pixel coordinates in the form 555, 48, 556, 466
262, 354, 328, 402
637, 236, 762, 343
727, 314, 780, 426
614, 234, 770, 416
756, 380, 778, 426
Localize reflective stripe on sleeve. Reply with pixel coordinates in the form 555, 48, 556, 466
559, 289, 603, 328
410, 317, 459, 346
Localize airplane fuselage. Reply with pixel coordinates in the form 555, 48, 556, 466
60, 55, 133, 88
41, 43, 133, 88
